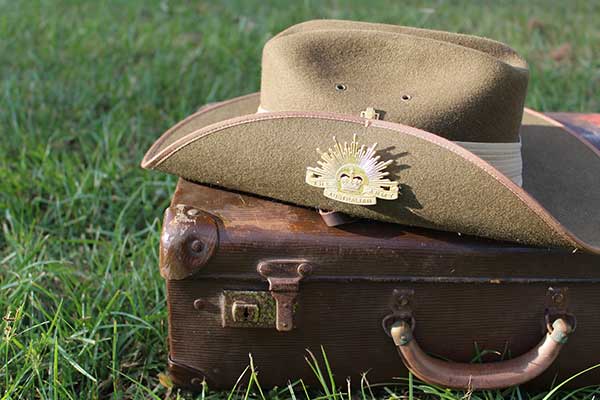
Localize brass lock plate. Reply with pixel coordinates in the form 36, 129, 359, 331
221, 290, 276, 328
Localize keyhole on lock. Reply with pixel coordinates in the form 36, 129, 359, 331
232, 301, 260, 323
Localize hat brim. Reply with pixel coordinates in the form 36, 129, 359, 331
142, 93, 600, 253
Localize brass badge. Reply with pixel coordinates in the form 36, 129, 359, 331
305, 135, 399, 205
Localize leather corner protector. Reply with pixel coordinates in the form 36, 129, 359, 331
168, 356, 215, 390
160, 204, 219, 280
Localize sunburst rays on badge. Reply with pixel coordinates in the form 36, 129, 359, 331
305, 134, 400, 205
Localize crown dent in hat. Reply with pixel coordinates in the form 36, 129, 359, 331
259, 19, 529, 144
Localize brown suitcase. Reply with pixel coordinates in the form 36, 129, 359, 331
159, 114, 600, 391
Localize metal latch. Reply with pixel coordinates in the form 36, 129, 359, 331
257, 259, 312, 331
221, 260, 311, 331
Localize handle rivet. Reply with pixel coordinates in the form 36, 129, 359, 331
297, 263, 312, 275
552, 292, 565, 304
191, 377, 202, 386
395, 330, 413, 346
193, 299, 206, 310
190, 239, 204, 253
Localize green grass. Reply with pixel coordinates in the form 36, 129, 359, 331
1, 0, 599, 398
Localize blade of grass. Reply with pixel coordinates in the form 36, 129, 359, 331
321, 346, 337, 396
112, 318, 118, 398
409, 371, 414, 400
305, 349, 333, 399
226, 364, 250, 400
110, 367, 162, 400
541, 364, 600, 400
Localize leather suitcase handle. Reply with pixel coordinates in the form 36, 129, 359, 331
390, 318, 573, 390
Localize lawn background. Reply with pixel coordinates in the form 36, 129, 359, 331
1, 0, 599, 399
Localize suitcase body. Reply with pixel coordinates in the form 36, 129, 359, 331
160, 113, 600, 390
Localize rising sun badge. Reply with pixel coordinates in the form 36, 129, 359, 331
305, 134, 399, 205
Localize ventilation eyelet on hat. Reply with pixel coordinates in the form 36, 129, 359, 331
335, 83, 347, 91
401, 94, 411, 101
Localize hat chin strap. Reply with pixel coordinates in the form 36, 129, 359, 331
257, 106, 523, 186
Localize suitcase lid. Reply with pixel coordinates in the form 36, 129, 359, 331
160, 179, 600, 282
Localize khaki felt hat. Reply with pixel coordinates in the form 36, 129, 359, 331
142, 19, 600, 253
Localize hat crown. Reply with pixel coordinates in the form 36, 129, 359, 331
260, 20, 529, 143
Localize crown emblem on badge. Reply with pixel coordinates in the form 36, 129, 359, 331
305, 135, 399, 205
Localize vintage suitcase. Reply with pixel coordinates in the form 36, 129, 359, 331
159, 114, 600, 391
